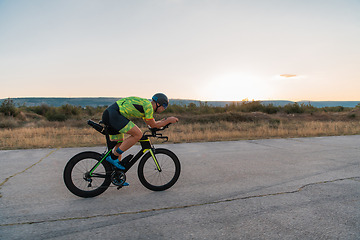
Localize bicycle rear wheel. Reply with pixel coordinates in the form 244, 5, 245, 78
63, 152, 112, 198
138, 148, 181, 191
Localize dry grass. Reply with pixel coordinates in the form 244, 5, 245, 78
0, 127, 104, 149
163, 121, 360, 143
1, 120, 360, 150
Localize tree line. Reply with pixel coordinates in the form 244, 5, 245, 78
1, 97, 359, 122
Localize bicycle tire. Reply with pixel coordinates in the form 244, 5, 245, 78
63, 151, 112, 198
138, 148, 181, 191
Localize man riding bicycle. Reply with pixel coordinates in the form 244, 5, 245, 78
102, 93, 178, 185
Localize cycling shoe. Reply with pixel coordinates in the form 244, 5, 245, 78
105, 155, 125, 170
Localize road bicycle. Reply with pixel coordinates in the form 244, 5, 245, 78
63, 120, 181, 198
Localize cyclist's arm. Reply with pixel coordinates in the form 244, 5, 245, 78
144, 117, 178, 129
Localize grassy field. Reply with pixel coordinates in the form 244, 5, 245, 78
1, 99, 360, 150
1, 111, 360, 150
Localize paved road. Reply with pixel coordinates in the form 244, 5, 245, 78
0, 135, 359, 239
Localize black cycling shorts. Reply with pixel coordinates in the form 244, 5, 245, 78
102, 103, 132, 138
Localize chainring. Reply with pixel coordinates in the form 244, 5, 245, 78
111, 170, 126, 186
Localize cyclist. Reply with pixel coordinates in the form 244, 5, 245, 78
102, 93, 178, 185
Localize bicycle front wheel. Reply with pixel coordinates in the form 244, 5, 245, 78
138, 148, 181, 191
63, 152, 112, 198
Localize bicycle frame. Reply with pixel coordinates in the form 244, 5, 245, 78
85, 119, 171, 178
88, 135, 160, 178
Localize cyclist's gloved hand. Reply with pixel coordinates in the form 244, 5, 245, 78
167, 117, 179, 123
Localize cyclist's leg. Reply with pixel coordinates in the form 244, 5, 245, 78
109, 136, 124, 161
108, 123, 142, 188
103, 106, 141, 163
102, 104, 129, 169
116, 125, 142, 155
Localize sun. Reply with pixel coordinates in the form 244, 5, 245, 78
200, 72, 270, 101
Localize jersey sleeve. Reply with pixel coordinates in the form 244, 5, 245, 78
143, 101, 154, 121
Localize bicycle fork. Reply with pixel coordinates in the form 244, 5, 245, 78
146, 148, 162, 172
140, 137, 162, 172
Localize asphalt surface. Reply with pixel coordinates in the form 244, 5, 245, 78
0, 135, 359, 239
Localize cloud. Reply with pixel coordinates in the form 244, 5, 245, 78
280, 74, 298, 78
271, 74, 306, 82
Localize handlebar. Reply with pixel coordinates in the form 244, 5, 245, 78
144, 123, 171, 142
148, 123, 171, 134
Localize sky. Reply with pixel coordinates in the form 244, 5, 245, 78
1, 0, 359, 101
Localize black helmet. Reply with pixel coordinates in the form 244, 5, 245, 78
152, 93, 169, 109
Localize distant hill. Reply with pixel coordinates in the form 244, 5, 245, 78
1, 97, 359, 108
261, 100, 360, 108
3, 97, 120, 108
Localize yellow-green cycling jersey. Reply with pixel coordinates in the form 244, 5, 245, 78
116, 97, 154, 121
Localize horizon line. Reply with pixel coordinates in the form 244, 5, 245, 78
1, 96, 360, 102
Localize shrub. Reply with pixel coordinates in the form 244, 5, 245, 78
60, 104, 81, 116
165, 104, 187, 114
284, 102, 305, 114
85, 106, 94, 116
263, 103, 280, 114
0, 98, 17, 116
323, 106, 346, 112
241, 101, 263, 112
348, 113, 356, 119
31, 104, 51, 116
45, 109, 67, 121
301, 102, 318, 113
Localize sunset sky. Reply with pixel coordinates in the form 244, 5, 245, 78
1, 0, 359, 101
